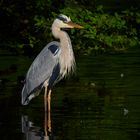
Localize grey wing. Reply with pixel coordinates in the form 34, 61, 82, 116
21, 41, 61, 105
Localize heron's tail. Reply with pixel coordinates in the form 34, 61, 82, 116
21, 85, 31, 105
21, 85, 41, 105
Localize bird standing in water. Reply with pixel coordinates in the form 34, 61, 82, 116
21, 14, 83, 112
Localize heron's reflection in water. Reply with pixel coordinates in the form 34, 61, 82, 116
22, 110, 54, 140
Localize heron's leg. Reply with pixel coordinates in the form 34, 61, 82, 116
47, 89, 52, 112
44, 107, 48, 136
44, 101, 52, 136
44, 86, 48, 112
47, 89, 52, 132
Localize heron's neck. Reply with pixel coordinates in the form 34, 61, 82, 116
52, 27, 75, 76
52, 27, 71, 47
59, 30, 72, 50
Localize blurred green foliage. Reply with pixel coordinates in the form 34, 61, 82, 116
0, 0, 140, 55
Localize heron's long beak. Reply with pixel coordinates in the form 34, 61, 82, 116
67, 21, 83, 29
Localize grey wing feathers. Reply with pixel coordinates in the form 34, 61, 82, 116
21, 41, 60, 105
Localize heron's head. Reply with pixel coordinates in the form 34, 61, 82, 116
52, 14, 83, 30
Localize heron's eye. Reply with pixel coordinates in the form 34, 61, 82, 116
63, 20, 68, 23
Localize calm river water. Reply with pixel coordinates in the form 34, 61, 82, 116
0, 48, 140, 140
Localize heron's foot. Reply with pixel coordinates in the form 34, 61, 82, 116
48, 122, 51, 133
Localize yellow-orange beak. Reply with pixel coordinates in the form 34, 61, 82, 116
67, 21, 83, 29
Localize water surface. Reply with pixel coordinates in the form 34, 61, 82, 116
0, 48, 140, 140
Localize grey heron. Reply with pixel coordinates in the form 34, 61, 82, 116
21, 14, 83, 112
